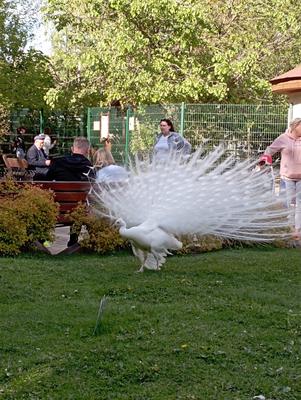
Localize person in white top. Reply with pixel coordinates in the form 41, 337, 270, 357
153, 118, 191, 161
93, 140, 128, 183
43, 127, 57, 156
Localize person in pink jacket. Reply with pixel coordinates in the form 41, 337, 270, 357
259, 117, 301, 239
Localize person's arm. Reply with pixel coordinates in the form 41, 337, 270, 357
26, 147, 37, 166
26, 147, 49, 167
183, 138, 191, 155
12, 136, 20, 150
49, 140, 57, 150
103, 137, 112, 152
264, 134, 286, 156
104, 149, 115, 164
173, 133, 186, 152
258, 134, 286, 165
45, 159, 57, 180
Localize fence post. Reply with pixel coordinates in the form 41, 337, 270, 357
125, 107, 131, 165
180, 102, 185, 136
39, 109, 44, 134
87, 107, 91, 141
288, 104, 293, 127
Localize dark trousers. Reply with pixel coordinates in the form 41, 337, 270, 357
67, 226, 79, 247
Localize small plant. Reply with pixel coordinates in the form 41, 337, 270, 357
93, 295, 109, 335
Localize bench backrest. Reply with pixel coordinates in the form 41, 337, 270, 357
33, 181, 92, 224
2, 155, 30, 180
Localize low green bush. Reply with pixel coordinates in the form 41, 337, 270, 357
179, 233, 225, 254
69, 202, 293, 255
0, 179, 58, 255
69, 205, 226, 254
0, 201, 28, 255
68, 205, 128, 254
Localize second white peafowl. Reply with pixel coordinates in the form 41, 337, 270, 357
92, 146, 291, 271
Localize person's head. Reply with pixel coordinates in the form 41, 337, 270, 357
93, 149, 115, 168
17, 126, 26, 135
159, 118, 175, 136
71, 137, 90, 156
44, 127, 52, 136
34, 134, 45, 149
289, 118, 301, 138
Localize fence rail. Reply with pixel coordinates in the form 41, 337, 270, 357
2, 104, 288, 164
87, 103, 288, 163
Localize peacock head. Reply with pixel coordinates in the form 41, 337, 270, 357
114, 218, 126, 229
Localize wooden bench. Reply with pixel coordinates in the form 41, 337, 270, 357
32, 181, 92, 224
1, 158, 94, 253
21, 181, 92, 254
2, 155, 33, 180
2, 156, 92, 223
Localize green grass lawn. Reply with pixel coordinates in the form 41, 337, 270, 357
0, 248, 300, 400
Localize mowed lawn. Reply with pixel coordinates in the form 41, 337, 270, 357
0, 248, 300, 400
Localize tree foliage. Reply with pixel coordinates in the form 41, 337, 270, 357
44, 0, 301, 107
0, 0, 53, 110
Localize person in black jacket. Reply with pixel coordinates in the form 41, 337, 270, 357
13, 126, 26, 159
46, 136, 94, 247
46, 136, 94, 181
26, 134, 51, 179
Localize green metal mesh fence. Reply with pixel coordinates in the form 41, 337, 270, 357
6, 109, 85, 156
87, 103, 288, 163
128, 103, 288, 161
42, 111, 85, 155
5, 104, 288, 165
128, 104, 182, 152
87, 107, 127, 164
184, 104, 288, 160
7, 109, 40, 154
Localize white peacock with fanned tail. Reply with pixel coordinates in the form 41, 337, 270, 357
92, 146, 291, 271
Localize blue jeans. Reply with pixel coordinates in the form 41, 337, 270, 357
282, 179, 301, 233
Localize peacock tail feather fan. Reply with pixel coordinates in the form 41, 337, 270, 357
91, 146, 292, 271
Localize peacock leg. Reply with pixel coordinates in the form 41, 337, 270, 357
152, 252, 161, 271
136, 252, 148, 272
136, 265, 144, 273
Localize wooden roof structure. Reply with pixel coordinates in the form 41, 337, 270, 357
270, 65, 301, 94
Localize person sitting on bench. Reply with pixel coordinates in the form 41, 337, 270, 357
46, 136, 94, 181
46, 136, 95, 247
26, 134, 51, 179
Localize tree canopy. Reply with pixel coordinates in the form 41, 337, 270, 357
0, 0, 53, 110
2, 0, 301, 110
43, 0, 301, 108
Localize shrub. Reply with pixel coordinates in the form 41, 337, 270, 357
0, 179, 58, 255
68, 203, 293, 255
69, 205, 226, 255
178, 233, 225, 254
17, 185, 58, 244
0, 104, 9, 138
68, 205, 128, 254
0, 200, 28, 255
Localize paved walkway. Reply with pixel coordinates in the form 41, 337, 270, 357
47, 226, 70, 255
45, 226, 88, 255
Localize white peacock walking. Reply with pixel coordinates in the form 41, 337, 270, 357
92, 146, 291, 272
